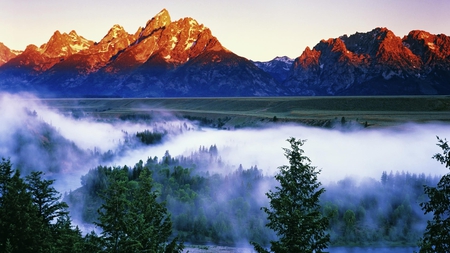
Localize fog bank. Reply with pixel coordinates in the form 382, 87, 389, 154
112, 123, 450, 183
1, 92, 449, 193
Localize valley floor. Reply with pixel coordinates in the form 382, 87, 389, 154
37, 96, 450, 128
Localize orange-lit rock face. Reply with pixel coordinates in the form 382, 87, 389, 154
0, 8, 225, 75
1, 11, 449, 97
294, 46, 321, 70
140, 9, 172, 38
403, 30, 450, 68
373, 29, 421, 70
285, 27, 450, 95
0, 43, 17, 66
40, 30, 93, 58
1, 30, 94, 72
104, 13, 225, 73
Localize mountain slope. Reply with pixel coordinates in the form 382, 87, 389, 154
0, 9, 279, 97
284, 28, 450, 95
0, 43, 19, 66
1, 16, 450, 97
253, 56, 294, 83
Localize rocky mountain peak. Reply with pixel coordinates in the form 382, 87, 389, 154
271, 56, 294, 64
294, 46, 321, 69
68, 30, 79, 39
284, 27, 450, 96
135, 15, 223, 64
317, 38, 348, 54
403, 30, 450, 67
253, 56, 294, 83
141, 9, 172, 38
406, 30, 432, 41
38, 30, 93, 58
99, 24, 130, 44
1, 11, 449, 97
0, 42, 17, 66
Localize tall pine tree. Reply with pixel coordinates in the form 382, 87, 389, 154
0, 159, 84, 253
419, 137, 450, 252
0, 159, 40, 253
252, 138, 329, 253
96, 167, 183, 253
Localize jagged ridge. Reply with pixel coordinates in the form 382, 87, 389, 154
1, 14, 450, 96
283, 27, 450, 95
0, 9, 278, 97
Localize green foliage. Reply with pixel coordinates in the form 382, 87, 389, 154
0, 158, 84, 253
322, 171, 438, 246
136, 130, 165, 145
419, 137, 450, 252
0, 159, 40, 253
67, 146, 441, 248
96, 166, 183, 253
253, 138, 329, 253
68, 152, 275, 246
26, 171, 69, 223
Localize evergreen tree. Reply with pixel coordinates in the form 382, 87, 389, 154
51, 214, 85, 253
25, 171, 74, 252
25, 171, 69, 223
96, 168, 132, 252
96, 167, 183, 253
0, 159, 41, 253
83, 231, 104, 253
419, 137, 450, 252
131, 168, 183, 252
252, 138, 329, 253
0, 159, 85, 253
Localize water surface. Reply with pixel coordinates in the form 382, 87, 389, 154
184, 246, 418, 253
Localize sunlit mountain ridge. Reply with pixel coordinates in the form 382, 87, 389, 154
0, 9, 449, 97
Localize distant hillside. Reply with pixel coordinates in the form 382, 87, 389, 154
253, 56, 294, 83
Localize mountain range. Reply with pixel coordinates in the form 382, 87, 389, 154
0, 9, 449, 97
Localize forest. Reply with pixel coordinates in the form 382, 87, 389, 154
0, 141, 443, 253
65, 145, 441, 247
1, 94, 450, 252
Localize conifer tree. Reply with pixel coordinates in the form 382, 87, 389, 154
252, 138, 329, 253
0, 159, 85, 252
419, 137, 450, 252
96, 167, 183, 253
25, 171, 69, 223
0, 159, 41, 253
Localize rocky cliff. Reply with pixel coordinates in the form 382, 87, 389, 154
0, 9, 278, 97
1, 14, 449, 97
284, 28, 450, 95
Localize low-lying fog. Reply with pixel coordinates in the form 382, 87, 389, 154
1, 92, 449, 194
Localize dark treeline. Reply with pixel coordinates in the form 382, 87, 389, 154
5, 106, 194, 176
136, 130, 165, 145
0, 158, 183, 253
66, 147, 440, 247
0, 158, 84, 253
322, 171, 439, 246
0, 143, 443, 251
68, 147, 277, 246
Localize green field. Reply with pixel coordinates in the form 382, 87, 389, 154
37, 96, 450, 128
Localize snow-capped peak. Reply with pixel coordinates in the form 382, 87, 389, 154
273, 56, 294, 64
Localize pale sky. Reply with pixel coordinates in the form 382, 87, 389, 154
1, 0, 449, 61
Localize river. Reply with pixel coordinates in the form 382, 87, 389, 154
184, 245, 418, 253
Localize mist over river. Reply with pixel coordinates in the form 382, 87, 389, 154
183, 246, 418, 253
1, 93, 449, 250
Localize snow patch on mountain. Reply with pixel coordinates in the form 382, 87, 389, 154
253, 56, 294, 82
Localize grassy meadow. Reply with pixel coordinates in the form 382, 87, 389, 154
37, 96, 450, 128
